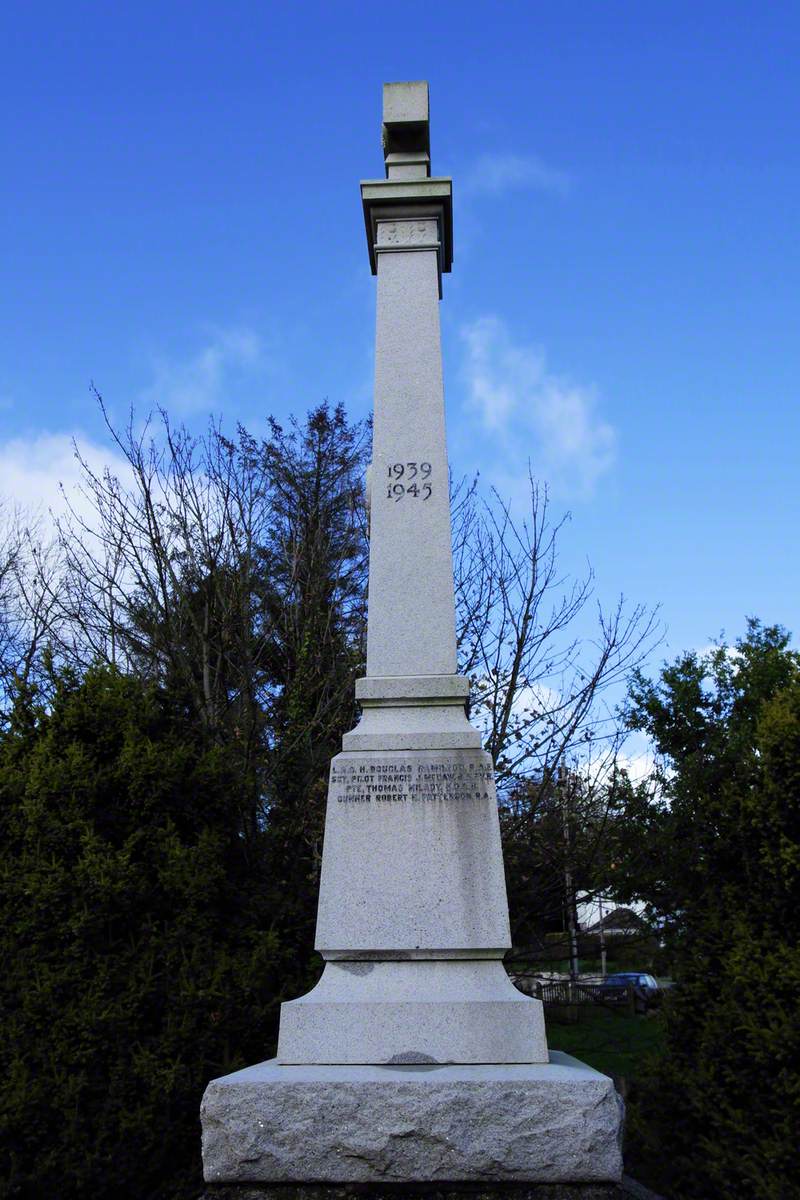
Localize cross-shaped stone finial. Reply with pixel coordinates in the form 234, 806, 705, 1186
382, 81, 431, 180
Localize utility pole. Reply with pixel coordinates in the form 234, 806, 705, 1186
598, 892, 607, 978
559, 765, 580, 993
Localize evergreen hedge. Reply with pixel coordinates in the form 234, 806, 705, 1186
0, 667, 302, 1200
625, 626, 800, 1199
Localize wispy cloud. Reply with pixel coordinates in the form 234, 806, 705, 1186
0, 432, 131, 530
460, 315, 616, 499
693, 641, 742, 662
463, 152, 570, 197
140, 325, 265, 416
616, 733, 657, 784
0, 327, 271, 537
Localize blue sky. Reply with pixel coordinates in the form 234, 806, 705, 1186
2, 0, 798, 674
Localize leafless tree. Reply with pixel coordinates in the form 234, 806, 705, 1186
453, 471, 658, 788
41, 393, 369, 844
452, 472, 661, 957
0, 504, 63, 699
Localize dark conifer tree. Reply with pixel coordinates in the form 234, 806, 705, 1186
622, 621, 800, 1199
0, 667, 282, 1199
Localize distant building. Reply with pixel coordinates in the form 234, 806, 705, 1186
575, 894, 648, 936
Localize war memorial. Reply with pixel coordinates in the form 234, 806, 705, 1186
200, 82, 624, 1197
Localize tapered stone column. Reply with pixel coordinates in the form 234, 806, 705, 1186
276, 81, 544, 1067
200, 83, 624, 1191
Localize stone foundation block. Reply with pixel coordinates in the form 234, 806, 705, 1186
201, 1053, 624, 1186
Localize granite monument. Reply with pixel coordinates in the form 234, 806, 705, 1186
201, 81, 624, 1192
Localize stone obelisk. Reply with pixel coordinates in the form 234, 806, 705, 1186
201, 83, 623, 1192
277, 79, 545, 1067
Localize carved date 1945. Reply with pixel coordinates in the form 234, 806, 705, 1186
386, 461, 432, 502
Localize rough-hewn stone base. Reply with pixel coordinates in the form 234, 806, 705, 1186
201, 1053, 624, 1187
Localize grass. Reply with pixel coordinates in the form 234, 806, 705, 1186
545, 1007, 671, 1195
545, 1007, 665, 1081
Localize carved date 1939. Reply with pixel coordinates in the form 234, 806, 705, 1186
386, 461, 432, 502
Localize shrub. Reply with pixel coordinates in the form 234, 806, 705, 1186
625, 625, 800, 1198
0, 668, 294, 1200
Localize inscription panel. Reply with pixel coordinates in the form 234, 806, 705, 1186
376, 218, 439, 248
330, 755, 494, 805
316, 749, 511, 952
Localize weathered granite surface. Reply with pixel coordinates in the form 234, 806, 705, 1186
364, 213, 455, 681
315, 750, 512, 956
201, 1054, 624, 1186
278, 743, 547, 1066
278, 959, 547, 1065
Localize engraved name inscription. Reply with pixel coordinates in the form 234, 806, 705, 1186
386, 461, 432, 502
330, 757, 494, 805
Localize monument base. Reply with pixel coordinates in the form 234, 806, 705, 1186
278, 960, 547, 1065
201, 1053, 623, 1187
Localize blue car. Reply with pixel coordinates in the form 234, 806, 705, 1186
597, 972, 661, 1012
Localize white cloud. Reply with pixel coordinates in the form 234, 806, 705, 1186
693, 641, 742, 662
140, 326, 265, 416
511, 682, 564, 720
0, 433, 130, 532
463, 153, 570, 197
460, 316, 616, 499
469, 676, 563, 739
0, 326, 268, 540
606, 728, 657, 786
616, 747, 656, 785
